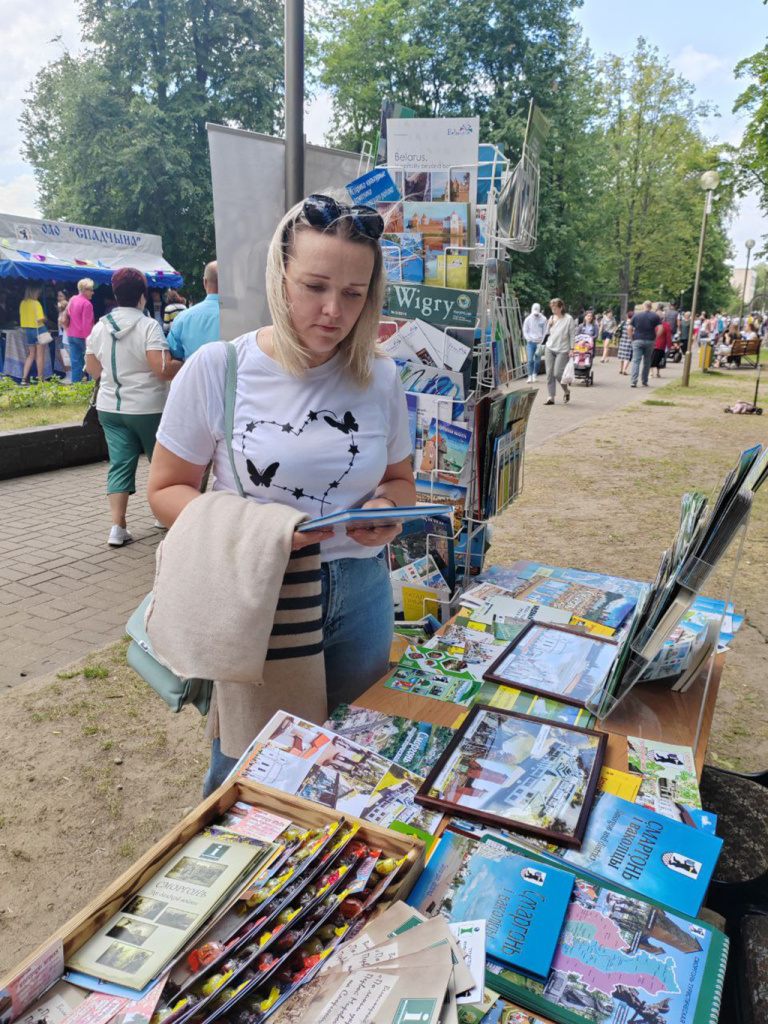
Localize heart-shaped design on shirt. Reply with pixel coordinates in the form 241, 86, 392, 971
239, 406, 361, 513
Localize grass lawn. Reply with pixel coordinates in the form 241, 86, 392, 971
0, 403, 89, 431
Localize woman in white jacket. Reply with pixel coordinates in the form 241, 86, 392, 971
545, 297, 576, 405
522, 302, 547, 382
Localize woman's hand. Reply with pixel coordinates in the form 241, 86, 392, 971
291, 527, 334, 551
346, 497, 403, 548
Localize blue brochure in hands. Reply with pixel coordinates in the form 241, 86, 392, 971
408, 831, 573, 980
298, 504, 452, 532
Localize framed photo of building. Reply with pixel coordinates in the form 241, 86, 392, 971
415, 705, 606, 847
482, 621, 618, 709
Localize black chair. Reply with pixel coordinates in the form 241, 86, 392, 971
719, 905, 768, 1024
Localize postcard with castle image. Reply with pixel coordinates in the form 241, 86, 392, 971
403, 202, 470, 257
416, 707, 605, 847
490, 873, 728, 1024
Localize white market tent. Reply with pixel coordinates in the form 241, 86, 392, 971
0, 212, 182, 288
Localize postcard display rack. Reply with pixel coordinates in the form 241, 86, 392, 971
597, 497, 752, 759
359, 139, 536, 622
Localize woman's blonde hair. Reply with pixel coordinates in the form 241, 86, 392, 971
77, 278, 95, 293
23, 284, 41, 300
265, 195, 386, 385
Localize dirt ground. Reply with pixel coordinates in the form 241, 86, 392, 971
0, 363, 766, 976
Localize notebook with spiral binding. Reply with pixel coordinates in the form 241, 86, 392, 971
484, 859, 729, 1024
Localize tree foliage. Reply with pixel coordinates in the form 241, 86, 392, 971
734, 43, 768, 250
316, 13, 734, 313
20, 0, 284, 294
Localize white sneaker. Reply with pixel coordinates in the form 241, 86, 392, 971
154, 519, 168, 530
108, 525, 133, 547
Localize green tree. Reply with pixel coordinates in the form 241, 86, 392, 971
590, 39, 734, 312
734, 42, 768, 246
21, 0, 284, 293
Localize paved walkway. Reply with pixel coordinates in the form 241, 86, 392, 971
0, 356, 682, 688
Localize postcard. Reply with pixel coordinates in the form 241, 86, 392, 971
627, 736, 702, 810
504, 576, 636, 632
403, 202, 470, 256
404, 170, 431, 202
416, 706, 606, 847
238, 711, 443, 833
420, 418, 472, 484
324, 704, 455, 776
385, 663, 482, 708
215, 802, 291, 842
469, 680, 594, 729
383, 283, 479, 330
483, 623, 618, 709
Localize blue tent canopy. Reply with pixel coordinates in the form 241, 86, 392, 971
0, 256, 182, 289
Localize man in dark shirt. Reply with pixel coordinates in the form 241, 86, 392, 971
628, 300, 661, 386
663, 302, 680, 339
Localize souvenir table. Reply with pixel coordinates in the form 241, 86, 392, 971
358, 634, 726, 779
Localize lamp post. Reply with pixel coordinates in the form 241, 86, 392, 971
739, 238, 756, 330
681, 170, 720, 388
284, 0, 305, 210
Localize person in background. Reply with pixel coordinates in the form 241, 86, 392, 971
599, 308, 616, 362
579, 309, 598, 347
85, 268, 183, 547
679, 311, 692, 354
651, 312, 671, 379
163, 290, 187, 334
544, 298, 576, 405
616, 306, 634, 375
20, 285, 49, 385
628, 299, 661, 387
167, 261, 220, 361
66, 278, 95, 384
663, 301, 679, 342
145, 288, 165, 328
522, 302, 547, 382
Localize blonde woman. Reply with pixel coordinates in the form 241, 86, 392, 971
147, 193, 415, 794
19, 285, 48, 384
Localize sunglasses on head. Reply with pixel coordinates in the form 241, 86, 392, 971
302, 194, 384, 240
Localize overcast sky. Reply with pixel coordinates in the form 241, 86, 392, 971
2, 0, 766, 264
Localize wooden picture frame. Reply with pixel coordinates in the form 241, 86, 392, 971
414, 704, 607, 848
482, 620, 618, 710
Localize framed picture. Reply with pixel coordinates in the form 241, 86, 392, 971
482, 621, 618, 709
415, 704, 607, 848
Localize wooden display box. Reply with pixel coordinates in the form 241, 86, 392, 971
1, 778, 427, 993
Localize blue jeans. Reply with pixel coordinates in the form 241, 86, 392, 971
202, 552, 394, 797
631, 340, 654, 385
526, 341, 540, 376
68, 337, 86, 383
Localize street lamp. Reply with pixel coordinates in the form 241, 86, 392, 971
739, 238, 756, 330
681, 170, 720, 387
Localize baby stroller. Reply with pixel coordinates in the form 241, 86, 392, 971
572, 334, 595, 386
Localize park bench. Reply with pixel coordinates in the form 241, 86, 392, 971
728, 336, 762, 368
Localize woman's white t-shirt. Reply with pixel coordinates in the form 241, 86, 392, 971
157, 333, 413, 561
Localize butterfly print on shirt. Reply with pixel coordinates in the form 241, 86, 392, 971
239, 407, 361, 513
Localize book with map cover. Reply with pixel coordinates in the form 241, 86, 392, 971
486, 871, 728, 1024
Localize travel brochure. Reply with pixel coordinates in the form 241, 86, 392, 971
416, 706, 606, 847
408, 832, 574, 980
236, 711, 443, 834
325, 704, 455, 777
67, 832, 277, 989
